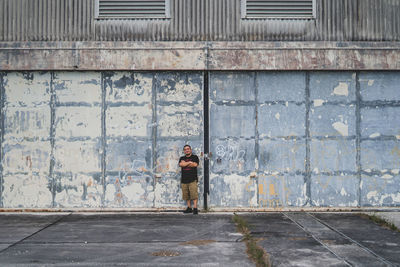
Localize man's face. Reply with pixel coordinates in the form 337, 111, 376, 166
183, 146, 192, 156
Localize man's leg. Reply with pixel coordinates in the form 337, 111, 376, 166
189, 181, 199, 214
187, 200, 191, 208
182, 184, 192, 213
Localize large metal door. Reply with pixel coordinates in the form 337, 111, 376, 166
208, 71, 400, 209
103, 71, 204, 208
256, 72, 307, 208
3, 70, 400, 209
209, 72, 258, 207
1, 71, 203, 209
208, 71, 355, 209
103, 72, 155, 208
152, 72, 204, 208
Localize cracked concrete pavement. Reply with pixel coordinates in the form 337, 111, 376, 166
0, 212, 399, 266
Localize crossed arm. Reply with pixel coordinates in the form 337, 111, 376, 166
179, 160, 198, 168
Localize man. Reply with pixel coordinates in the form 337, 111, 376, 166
179, 145, 199, 215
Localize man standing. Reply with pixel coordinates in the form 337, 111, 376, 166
179, 145, 199, 215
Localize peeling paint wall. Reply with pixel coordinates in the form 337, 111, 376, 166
0, 71, 203, 209
209, 71, 400, 208
0, 71, 399, 209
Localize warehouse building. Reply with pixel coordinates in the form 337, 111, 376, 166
0, 0, 399, 210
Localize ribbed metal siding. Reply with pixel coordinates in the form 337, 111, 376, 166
95, 0, 241, 41
0, 0, 399, 41
0, 0, 94, 41
245, 0, 314, 18
97, 0, 167, 18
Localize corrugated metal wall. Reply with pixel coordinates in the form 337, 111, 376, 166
0, 0, 95, 41
0, 0, 399, 42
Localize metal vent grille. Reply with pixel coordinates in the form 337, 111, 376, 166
244, 0, 315, 19
96, 0, 168, 18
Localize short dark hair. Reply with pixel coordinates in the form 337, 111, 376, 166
183, 144, 191, 149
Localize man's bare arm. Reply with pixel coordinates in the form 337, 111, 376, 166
180, 161, 198, 168
187, 162, 198, 167
179, 160, 191, 167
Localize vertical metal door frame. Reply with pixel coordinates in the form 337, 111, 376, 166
203, 71, 210, 210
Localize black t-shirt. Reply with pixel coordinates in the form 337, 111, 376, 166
179, 154, 199, 184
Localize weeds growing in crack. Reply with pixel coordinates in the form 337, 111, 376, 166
233, 213, 271, 267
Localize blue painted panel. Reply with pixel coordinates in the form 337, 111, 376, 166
360, 72, 400, 101
53, 140, 102, 173
2, 141, 50, 174
258, 103, 305, 137
258, 139, 306, 173
257, 72, 305, 102
361, 140, 400, 171
310, 105, 356, 137
55, 106, 101, 139
361, 106, 400, 137
105, 140, 153, 208
106, 140, 152, 172
54, 72, 101, 105
104, 174, 154, 208
107, 106, 152, 138
209, 173, 256, 207
210, 104, 255, 138
2, 72, 53, 208
157, 105, 203, 138
258, 174, 306, 207
2, 174, 52, 208
5, 72, 51, 108
107, 72, 153, 104
310, 72, 356, 103
4, 107, 51, 140
157, 72, 203, 104
310, 140, 357, 173
211, 138, 255, 175
210, 72, 255, 102
361, 175, 400, 206
311, 175, 358, 206
54, 173, 103, 208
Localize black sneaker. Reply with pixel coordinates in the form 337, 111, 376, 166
193, 208, 198, 215
183, 207, 192, 213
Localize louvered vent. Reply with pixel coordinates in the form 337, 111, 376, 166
245, 0, 314, 18
97, 0, 168, 18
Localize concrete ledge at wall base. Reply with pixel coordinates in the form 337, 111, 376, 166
1, 207, 400, 213
0, 41, 400, 71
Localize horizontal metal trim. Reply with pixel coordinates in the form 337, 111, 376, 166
1, 47, 400, 51
1, 42, 399, 71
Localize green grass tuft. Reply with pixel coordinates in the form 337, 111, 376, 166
233, 213, 271, 267
365, 214, 400, 233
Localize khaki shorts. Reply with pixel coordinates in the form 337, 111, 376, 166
181, 181, 198, 201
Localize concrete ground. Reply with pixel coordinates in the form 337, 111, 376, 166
0, 212, 399, 266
